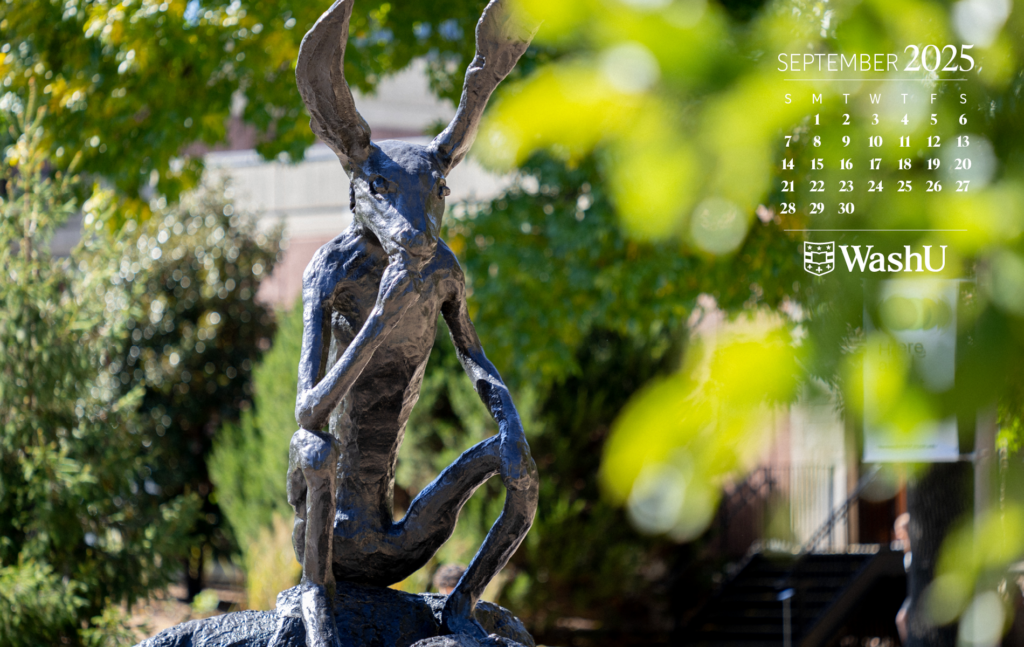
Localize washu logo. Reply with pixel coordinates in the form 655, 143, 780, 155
804, 243, 948, 274
803, 241, 835, 275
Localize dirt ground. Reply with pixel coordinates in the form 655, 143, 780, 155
129, 584, 246, 641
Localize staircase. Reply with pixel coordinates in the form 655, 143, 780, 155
683, 548, 906, 646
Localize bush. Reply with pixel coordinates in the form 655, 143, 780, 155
209, 304, 304, 606
0, 95, 200, 645
79, 180, 282, 592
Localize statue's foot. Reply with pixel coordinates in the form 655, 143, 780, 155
299, 582, 341, 647
441, 595, 489, 640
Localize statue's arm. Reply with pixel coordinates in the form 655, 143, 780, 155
295, 257, 416, 431
441, 286, 533, 491
295, 289, 329, 430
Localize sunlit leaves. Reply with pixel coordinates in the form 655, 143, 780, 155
923, 505, 1024, 643
600, 318, 801, 541
478, 65, 642, 168
481, 0, 802, 244
0, 0, 492, 205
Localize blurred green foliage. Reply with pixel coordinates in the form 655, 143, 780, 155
497, 329, 684, 634
0, 561, 87, 646
482, 0, 1024, 471
919, 452, 1024, 643
472, 0, 1024, 637
0, 95, 200, 645
926, 505, 1024, 630
449, 153, 806, 549
603, 319, 801, 540
446, 154, 805, 386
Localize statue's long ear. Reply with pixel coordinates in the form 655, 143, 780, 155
429, 0, 539, 174
296, 0, 372, 169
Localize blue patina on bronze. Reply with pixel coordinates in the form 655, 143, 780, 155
285, 0, 540, 645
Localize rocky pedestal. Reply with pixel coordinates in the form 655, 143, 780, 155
135, 582, 533, 647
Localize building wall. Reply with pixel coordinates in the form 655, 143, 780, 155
788, 387, 850, 548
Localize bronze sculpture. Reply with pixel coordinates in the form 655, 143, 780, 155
285, 0, 540, 644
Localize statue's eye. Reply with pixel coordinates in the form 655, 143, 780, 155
370, 177, 392, 195
438, 182, 451, 199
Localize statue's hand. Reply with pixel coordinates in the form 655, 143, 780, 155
499, 425, 536, 491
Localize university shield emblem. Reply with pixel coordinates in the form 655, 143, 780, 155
804, 241, 835, 275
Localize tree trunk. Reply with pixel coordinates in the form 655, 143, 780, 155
185, 548, 204, 602
905, 462, 971, 647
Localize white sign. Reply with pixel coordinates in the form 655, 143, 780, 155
863, 279, 960, 462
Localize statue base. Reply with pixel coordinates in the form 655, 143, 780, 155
135, 582, 534, 647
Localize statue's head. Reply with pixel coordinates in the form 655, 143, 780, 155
295, 0, 536, 262
345, 140, 448, 260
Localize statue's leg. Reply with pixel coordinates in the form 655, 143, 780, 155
441, 457, 538, 638
288, 428, 342, 647
391, 436, 539, 638
286, 442, 308, 566
393, 436, 501, 556
289, 428, 339, 588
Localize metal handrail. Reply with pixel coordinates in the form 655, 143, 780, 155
798, 465, 882, 555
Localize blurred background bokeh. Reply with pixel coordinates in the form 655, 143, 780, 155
2, 0, 1024, 645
